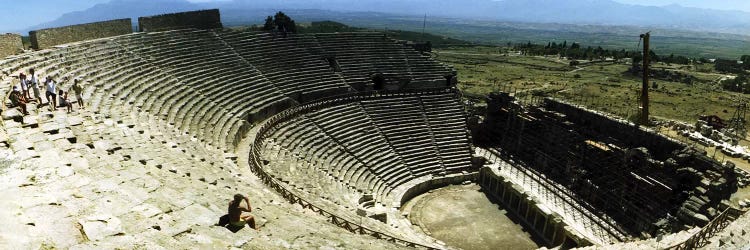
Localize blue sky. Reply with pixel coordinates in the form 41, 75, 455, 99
0, 0, 215, 32
1, 0, 748, 33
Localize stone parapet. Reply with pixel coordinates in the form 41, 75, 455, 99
29, 19, 132, 50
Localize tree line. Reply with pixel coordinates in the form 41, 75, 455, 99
512, 41, 692, 65
251, 13, 750, 92
515, 41, 750, 93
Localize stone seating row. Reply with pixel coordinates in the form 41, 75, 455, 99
0, 87, 407, 248
67, 31, 266, 151
3, 29, 455, 154
264, 117, 390, 198
218, 31, 351, 99
1, 29, 461, 249
361, 96, 446, 177
220, 31, 452, 93
257, 138, 433, 244
307, 104, 414, 189
419, 94, 473, 172
313, 33, 452, 83
259, 93, 472, 208
258, 116, 439, 246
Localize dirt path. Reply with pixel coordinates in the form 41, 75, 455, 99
569, 65, 585, 73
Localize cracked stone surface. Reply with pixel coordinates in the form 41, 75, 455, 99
0, 104, 408, 249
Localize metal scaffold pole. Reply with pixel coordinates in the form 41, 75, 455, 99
639, 32, 650, 126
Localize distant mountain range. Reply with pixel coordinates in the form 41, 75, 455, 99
23, 0, 750, 36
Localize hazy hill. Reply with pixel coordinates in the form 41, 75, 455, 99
218, 0, 750, 34
17, 0, 750, 58
22, 0, 750, 35
26, 0, 200, 31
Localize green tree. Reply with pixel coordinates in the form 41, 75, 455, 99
261, 12, 298, 33
715, 58, 743, 73
722, 72, 749, 93
741, 55, 750, 70
274, 11, 297, 33
632, 53, 643, 66
262, 16, 274, 31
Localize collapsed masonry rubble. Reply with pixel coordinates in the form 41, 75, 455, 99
474, 92, 738, 239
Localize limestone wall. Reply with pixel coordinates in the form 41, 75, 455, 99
0, 34, 23, 58
395, 173, 478, 208
543, 98, 683, 159
138, 9, 222, 32
29, 19, 132, 50
478, 167, 588, 248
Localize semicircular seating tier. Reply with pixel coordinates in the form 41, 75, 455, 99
0, 28, 460, 248
1, 29, 455, 153
256, 90, 473, 218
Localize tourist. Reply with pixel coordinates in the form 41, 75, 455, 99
9, 86, 29, 115
228, 194, 258, 230
19, 73, 30, 100
71, 78, 84, 109
45, 77, 57, 111
59, 89, 72, 113
29, 69, 41, 103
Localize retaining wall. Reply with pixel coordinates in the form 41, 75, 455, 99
138, 9, 222, 32
478, 167, 588, 248
29, 19, 132, 50
543, 98, 683, 158
0, 34, 23, 58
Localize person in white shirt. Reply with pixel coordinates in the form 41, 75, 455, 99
45, 77, 57, 111
19, 73, 30, 100
29, 68, 41, 103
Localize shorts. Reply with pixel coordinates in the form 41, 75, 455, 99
46, 91, 57, 99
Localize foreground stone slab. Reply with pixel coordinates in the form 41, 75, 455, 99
78, 214, 123, 241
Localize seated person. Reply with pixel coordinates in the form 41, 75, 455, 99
228, 194, 259, 230
59, 90, 73, 113
9, 86, 29, 115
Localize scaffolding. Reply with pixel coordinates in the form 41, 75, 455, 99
480, 95, 689, 237
728, 101, 747, 144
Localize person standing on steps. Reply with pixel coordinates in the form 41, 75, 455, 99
19, 73, 30, 100
45, 77, 57, 111
228, 194, 259, 230
29, 68, 41, 104
71, 78, 84, 109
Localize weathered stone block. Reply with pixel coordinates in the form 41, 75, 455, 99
138, 9, 222, 32
29, 19, 132, 50
78, 214, 123, 241
0, 33, 22, 58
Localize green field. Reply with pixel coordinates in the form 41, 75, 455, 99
435, 46, 746, 125
334, 15, 750, 59
234, 10, 750, 59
